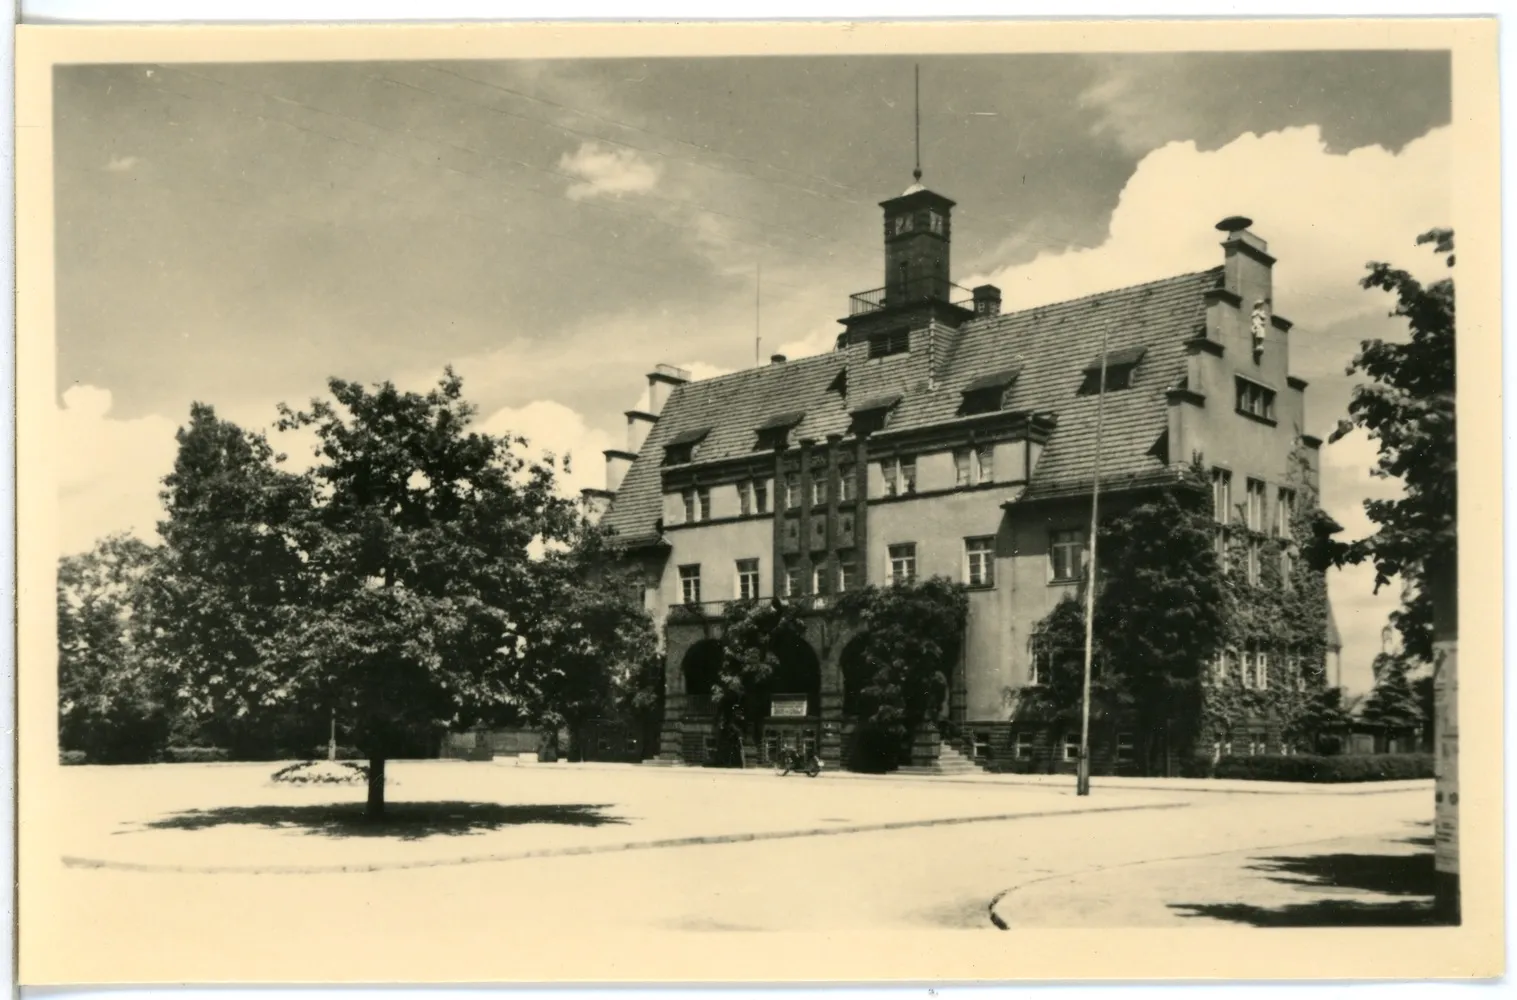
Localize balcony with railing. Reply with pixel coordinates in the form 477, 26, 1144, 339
849, 276, 976, 317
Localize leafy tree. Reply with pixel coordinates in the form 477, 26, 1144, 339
57, 533, 172, 762
713, 598, 811, 766
1313, 228, 1455, 661
835, 577, 969, 766
1015, 594, 1128, 728
1284, 684, 1353, 755
1093, 466, 1226, 774
159, 372, 579, 818
149, 403, 318, 755
521, 524, 659, 759
1361, 652, 1425, 734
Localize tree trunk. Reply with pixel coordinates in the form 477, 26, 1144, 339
366, 756, 386, 820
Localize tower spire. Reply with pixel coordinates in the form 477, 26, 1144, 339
913, 63, 922, 183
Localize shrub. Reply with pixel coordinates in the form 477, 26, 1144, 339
160, 745, 231, 764
272, 759, 369, 784
1214, 752, 1433, 783
1176, 754, 1217, 779
60, 749, 87, 766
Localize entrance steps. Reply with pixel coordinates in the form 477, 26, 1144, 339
895, 741, 986, 777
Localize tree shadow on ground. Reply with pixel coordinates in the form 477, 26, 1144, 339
1168, 845, 1451, 927
129, 802, 627, 841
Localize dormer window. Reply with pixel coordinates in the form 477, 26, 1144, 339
1078, 346, 1146, 395
960, 366, 1022, 415
849, 393, 902, 436
868, 328, 910, 360
663, 427, 711, 466
755, 410, 806, 451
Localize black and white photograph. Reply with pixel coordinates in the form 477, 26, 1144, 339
15, 19, 1502, 985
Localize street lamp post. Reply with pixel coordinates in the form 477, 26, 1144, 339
1077, 326, 1110, 798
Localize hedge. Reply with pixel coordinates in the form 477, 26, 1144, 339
1213, 752, 1433, 783
159, 745, 231, 764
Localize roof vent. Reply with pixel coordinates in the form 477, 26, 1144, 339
770, 354, 787, 365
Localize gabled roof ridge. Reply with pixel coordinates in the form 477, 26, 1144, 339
665, 350, 844, 398
963, 265, 1223, 331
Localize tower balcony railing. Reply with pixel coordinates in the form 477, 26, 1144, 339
849, 277, 976, 316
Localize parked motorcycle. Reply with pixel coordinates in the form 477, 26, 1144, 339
773, 746, 822, 778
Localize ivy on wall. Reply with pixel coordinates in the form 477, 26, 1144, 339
1202, 445, 1335, 751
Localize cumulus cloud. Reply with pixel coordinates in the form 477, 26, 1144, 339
57, 386, 179, 555
477, 399, 614, 498
103, 154, 139, 173
965, 125, 1450, 334
559, 141, 661, 201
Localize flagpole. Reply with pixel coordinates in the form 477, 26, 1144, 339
1078, 325, 1110, 797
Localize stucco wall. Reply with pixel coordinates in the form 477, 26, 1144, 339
660, 516, 776, 606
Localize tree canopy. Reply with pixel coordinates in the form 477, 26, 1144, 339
1313, 228, 1455, 661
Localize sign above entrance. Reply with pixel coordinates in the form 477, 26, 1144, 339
771, 696, 808, 718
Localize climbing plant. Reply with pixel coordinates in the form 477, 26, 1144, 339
1202, 443, 1335, 754
833, 577, 969, 766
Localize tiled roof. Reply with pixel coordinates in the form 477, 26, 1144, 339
602, 267, 1221, 543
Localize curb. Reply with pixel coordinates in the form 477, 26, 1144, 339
985, 828, 1424, 931
61, 801, 1189, 877
502, 762, 1434, 797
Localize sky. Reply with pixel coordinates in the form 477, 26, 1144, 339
53, 51, 1453, 694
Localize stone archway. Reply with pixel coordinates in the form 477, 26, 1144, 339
681, 639, 724, 717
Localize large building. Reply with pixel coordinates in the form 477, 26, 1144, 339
584, 170, 1338, 775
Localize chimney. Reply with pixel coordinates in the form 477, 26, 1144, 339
972, 284, 1002, 318
626, 409, 657, 453
646, 363, 690, 416
1216, 216, 1274, 308
770, 354, 787, 365
603, 449, 637, 492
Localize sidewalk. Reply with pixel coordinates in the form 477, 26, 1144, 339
991, 824, 1441, 929
508, 757, 1434, 797
56, 759, 1195, 875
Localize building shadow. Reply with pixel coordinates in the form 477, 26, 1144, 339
128, 801, 627, 841
1168, 834, 1454, 927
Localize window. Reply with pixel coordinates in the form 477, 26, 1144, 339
1062, 732, 1081, 762
1116, 733, 1135, 763
1246, 538, 1262, 586
1256, 651, 1270, 690
783, 559, 802, 598
1049, 528, 1087, 582
1275, 488, 1296, 539
1028, 633, 1048, 686
954, 448, 972, 487
1240, 648, 1254, 689
681, 490, 696, 524
868, 328, 910, 359
1246, 479, 1266, 532
784, 473, 801, 510
1217, 528, 1231, 576
739, 481, 752, 516
838, 464, 856, 502
1236, 377, 1277, 420
1014, 732, 1034, 760
888, 543, 917, 584
1212, 469, 1233, 524
965, 536, 995, 587
1280, 548, 1295, 591
754, 478, 769, 514
882, 455, 917, 497
976, 444, 995, 484
812, 562, 832, 598
736, 559, 760, 601
679, 565, 701, 605
696, 487, 711, 522
971, 732, 991, 761
837, 553, 859, 593
811, 476, 828, 507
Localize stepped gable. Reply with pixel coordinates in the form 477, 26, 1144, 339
603, 266, 1222, 541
